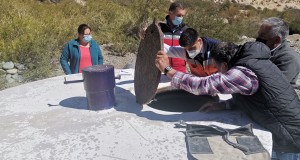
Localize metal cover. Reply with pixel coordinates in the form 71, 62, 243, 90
134, 21, 163, 104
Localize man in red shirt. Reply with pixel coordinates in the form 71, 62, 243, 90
158, 2, 187, 73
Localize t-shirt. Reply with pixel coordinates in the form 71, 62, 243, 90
79, 46, 92, 73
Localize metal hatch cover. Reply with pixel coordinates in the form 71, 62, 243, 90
134, 21, 163, 104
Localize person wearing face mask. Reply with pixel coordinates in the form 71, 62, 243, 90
157, 2, 188, 73
162, 28, 220, 77
155, 41, 300, 159
60, 24, 103, 75
256, 17, 300, 85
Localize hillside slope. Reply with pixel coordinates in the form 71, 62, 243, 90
212, 0, 300, 11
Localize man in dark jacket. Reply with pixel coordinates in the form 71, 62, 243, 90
256, 17, 300, 85
158, 2, 188, 73
156, 39, 300, 158
163, 28, 220, 77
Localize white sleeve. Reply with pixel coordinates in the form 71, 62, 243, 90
164, 43, 186, 59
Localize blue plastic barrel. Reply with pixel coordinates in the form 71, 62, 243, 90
82, 65, 116, 110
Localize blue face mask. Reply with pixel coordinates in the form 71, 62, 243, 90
83, 35, 92, 43
172, 16, 183, 26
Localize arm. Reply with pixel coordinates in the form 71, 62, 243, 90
164, 43, 186, 59
60, 43, 72, 75
275, 53, 300, 84
171, 66, 259, 96
155, 51, 259, 95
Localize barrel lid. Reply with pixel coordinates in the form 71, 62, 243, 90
82, 65, 114, 73
134, 21, 163, 104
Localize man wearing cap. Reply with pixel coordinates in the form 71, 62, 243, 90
162, 28, 220, 77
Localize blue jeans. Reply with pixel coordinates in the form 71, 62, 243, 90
272, 150, 300, 160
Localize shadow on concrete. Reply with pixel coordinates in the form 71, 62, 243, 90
114, 86, 269, 136
114, 86, 256, 127
148, 90, 219, 112
59, 96, 88, 110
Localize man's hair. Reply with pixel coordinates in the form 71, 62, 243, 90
262, 17, 289, 40
169, 2, 184, 12
77, 24, 91, 34
179, 28, 199, 47
211, 42, 239, 67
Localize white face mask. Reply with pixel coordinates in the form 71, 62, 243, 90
172, 16, 183, 26
187, 49, 201, 59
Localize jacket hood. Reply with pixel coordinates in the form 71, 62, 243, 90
238, 41, 271, 60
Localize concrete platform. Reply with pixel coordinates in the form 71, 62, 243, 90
0, 69, 272, 159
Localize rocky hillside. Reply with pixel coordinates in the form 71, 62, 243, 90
212, 0, 300, 11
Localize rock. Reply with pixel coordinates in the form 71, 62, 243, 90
2, 61, 14, 70
0, 69, 5, 75
18, 70, 24, 75
5, 74, 11, 79
287, 34, 300, 42
241, 35, 248, 39
6, 69, 18, 74
74, 0, 86, 5
122, 63, 135, 69
15, 63, 25, 70
12, 74, 19, 80
6, 77, 15, 83
17, 76, 23, 83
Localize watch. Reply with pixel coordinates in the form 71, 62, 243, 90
163, 66, 173, 75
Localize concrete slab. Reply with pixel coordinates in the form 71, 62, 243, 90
0, 69, 272, 159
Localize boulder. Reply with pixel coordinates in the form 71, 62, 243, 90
2, 61, 14, 70
6, 69, 18, 74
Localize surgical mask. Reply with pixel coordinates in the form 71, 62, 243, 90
187, 49, 201, 59
172, 16, 183, 26
83, 35, 92, 43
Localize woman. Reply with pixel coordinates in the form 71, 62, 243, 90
60, 24, 103, 74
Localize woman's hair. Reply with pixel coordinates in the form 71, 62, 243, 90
211, 42, 240, 68
179, 28, 199, 47
77, 24, 91, 34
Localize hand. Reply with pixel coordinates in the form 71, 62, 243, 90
199, 102, 226, 112
155, 50, 170, 72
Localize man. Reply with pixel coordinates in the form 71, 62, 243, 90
156, 28, 300, 159
256, 17, 300, 85
158, 2, 188, 73
163, 28, 220, 77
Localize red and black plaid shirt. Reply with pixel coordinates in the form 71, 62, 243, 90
171, 66, 259, 96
